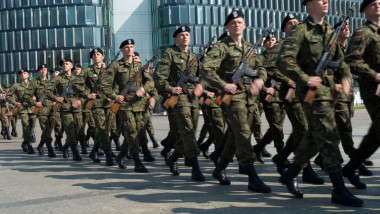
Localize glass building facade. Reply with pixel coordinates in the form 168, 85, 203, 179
151, 0, 366, 55
0, 0, 114, 84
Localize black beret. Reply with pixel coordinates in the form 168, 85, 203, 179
173, 25, 190, 37
281, 13, 299, 32
265, 32, 276, 40
50, 68, 60, 74
302, 0, 311, 5
360, 0, 376, 12
224, 10, 244, 26
37, 64, 47, 71
74, 64, 82, 69
119, 39, 135, 48
90, 47, 103, 58
218, 31, 230, 41
59, 58, 73, 67
18, 68, 29, 75
133, 52, 139, 57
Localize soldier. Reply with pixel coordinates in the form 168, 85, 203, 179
276, 0, 362, 206
72, 48, 115, 166
342, 0, 380, 190
202, 10, 270, 192
30, 64, 56, 157
6, 69, 36, 154
0, 84, 11, 140
101, 39, 154, 172
154, 26, 205, 180
46, 58, 84, 161
50, 68, 64, 151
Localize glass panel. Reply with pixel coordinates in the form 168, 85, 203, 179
180, 5, 188, 23
31, 0, 37, 6
171, 5, 179, 25
33, 9, 40, 27
77, 6, 85, 25
6, 0, 13, 8
163, 7, 169, 25
73, 49, 80, 65
189, 5, 196, 24
197, 5, 204, 24
16, 31, 22, 50
195, 26, 202, 44
205, 6, 211, 24
46, 50, 53, 68
41, 8, 49, 27
39, 0, 46, 6
94, 27, 101, 46
6, 53, 12, 73
68, 6, 75, 25
48, 28, 55, 48
30, 51, 36, 72
1, 12, 7, 30
17, 10, 23, 29
9, 11, 15, 30
0, 33, 6, 51
22, 52, 28, 69
50, 7, 57, 26
57, 28, 64, 48
63, 50, 71, 60
25, 9, 32, 28
38, 51, 44, 66
55, 51, 62, 69
83, 27, 93, 46
59, 6, 67, 26
23, 30, 30, 49
14, 0, 21, 7
96, 6, 103, 25
39, 29, 47, 49
74, 27, 82, 47
66, 28, 73, 47
32, 30, 38, 49
7, 32, 14, 51
14, 53, 20, 71
86, 6, 95, 25
213, 6, 219, 25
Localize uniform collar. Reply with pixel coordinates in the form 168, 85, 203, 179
365, 20, 380, 32
225, 36, 246, 47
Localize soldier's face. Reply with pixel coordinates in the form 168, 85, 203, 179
120, 45, 134, 57
307, 0, 329, 16
52, 71, 60, 77
174, 32, 190, 47
364, 0, 380, 17
92, 52, 104, 63
62, 62, 73, 72
283, 19, 299, 34
225, 18, 246, 37
4, 88, 9, 93
38, 68, 48, 78
339, 24, 350, 39
264, 37, 277, 50
19, 72, 29, 81
74, 68, 82, 76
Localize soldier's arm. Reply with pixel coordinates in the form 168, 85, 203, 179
345, 29, 377, 80
276, 25, 310, 86
72, 70, 89, 99
153, 49, 174, 95
142, 70, 154, 94
201, 43, 228, 90
100, 62, 118, 100
25, 81, 37, 106
5, 86, 16, 105
45, 78, 59, 101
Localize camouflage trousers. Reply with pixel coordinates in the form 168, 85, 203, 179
199, 104, 212, 140
335, 101, 355, 156
119, 110, 144, 155
249, 102, 263, 143
54, 111, 63, 138
138, 107, 152, 147
222, 101, 255, 167
38, 114, 55, 143
145, 108, 155, 137
205, 106, 225, 148
0, 107, 10, 127
61, 111, 83, 146
92, 107, 111, 149
19, 113, 36, 142
262, 101, 286, 152
11, 114, 17, 130
79, 111, 96, 141
173, 105, 200, 158
107, 108, 121, 140
293, 101, 343, 174
167, 107, 178, 147
349, 97, 380, 160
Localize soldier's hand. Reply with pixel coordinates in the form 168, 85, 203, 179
72, 100, 82, 109
32, 96, 36, 101
115, 95, 124, 103
342, 78, 350, 96
307, 77, 322, 88
376, 73, 380, 83
15, 102, 22, 107
288, 79, 296, 88
133, 56, 141, 62
56, 97, 64, 103
87, 93, 97, 100
207, 92, 215, 98
194, 84, 203, 97
172, 86, 182, 95
101, 62, 106, 68
136, 87, 146, 97
146, 93, 151, 99
36, 102, 42, 107
250, 78, 264, 96
335, 83, 343, 93
267, 87, 275, 96
149, 97, 156, 108
224, 84, 237, 94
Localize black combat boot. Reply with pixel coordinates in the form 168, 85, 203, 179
330, 172, 363, 207
79, 139, 87, 154
262, 147, 272, 158
114, 138, 121, 151
89, 145, 101, 163
245, 164, 271, 193
1, 127, 5, 139
85, 134, 90, 147
62, 144, 69, 158
160, 144, 172, 162
21, 141, 28, 152
160, 136, 169, 147
115, 151, 127, 169
26, 141, 35, 154
184, 157, 192, 167
272, 153, 286, 175
166, 151, 180, 175
149, 134, 159, 148
98, 148, 104, 156
55, 138, 63, 151
5, 127, 11, 140
238, 164, 247, 174
358, 163, 373, 176
209, 146, 223, 166
199, 138, 213, 159
212, 157, 231, 185
314, 154, 324, 170
132, 153, 148, 173
197, 136, 205, 146
70, 143, 82, 161
31, 131, 36, 143
302, 162, 325, 184
253, 130, 272, 163
342, 158, 366, 189
362, 159, 373, 166
46, 140, 56, 157
11, 128, 18, 137
141, 144, 155, 162
190, 156, 205, 181
103, 147, 115, 166
37, 141, 45, 155
280, 164, 303, 198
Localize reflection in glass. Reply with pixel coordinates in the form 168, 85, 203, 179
83, 27, 94, 46
41, 8, 49, 27
50, 7, 58, 26
59, 7, 67, 26
23, 31, 30, 50
94, 28, 102, 46
86, 6, 96, 25
57, 28, 64, 48
66, 28, 74, 47
48, 28, 55, 48
77, 6, 86, 25
68, 6, 76, 25
39, 29, 47, 49
75, 27, 82, 47
96, 6, 103, 25
32, 30, 38, 49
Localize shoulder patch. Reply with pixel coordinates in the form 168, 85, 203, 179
355, 30, 362, 35
212, 44, 219, 49
290, 28, 296, 34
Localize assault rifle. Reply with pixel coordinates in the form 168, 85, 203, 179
33, 94, 46, 115
12, 97, 24, 115
304, 4, 355, 106
110, 53, 159, 114
221, 23, 274, 106
264, 80, 279, 103
85, 51, 121, 110
164, 36, 216, 109
53, 79, 75, 112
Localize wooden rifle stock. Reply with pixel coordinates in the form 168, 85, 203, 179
198, 96, 205, 105
376, 84, 380, 96
204, 97, 212, 106
12, 105, 21, 115
33, 106, 41, 115
284, 87, 295, 104
167, 95, 178, 108
110, 102, 121, 114
265, 93, 273, 103
304, 88, 316, 106
163, 98, 170, 109
222, 93, 232, 106
85, 99, 94, 110
215, 95, 222, 106
53, 102, 62, 112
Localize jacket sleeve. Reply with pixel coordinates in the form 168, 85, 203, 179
153, 49, 174, 95
73, 69, 90, 100
201, 43, 228, 90
100, 62, 118, 100
5, 85, 16, 105
45, 78, 59, 101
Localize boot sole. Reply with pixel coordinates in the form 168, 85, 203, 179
248, 185, 271, 193
331, 198, 363, 207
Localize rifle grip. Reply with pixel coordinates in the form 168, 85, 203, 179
237, 79, 245, 90
285, 88, 295, 104
111, 102, 121, 114
12, 107, 20, 115
33, 106, 40, 115
86, 100, 94, 110
205, 98, 212, 106
198, 96, 205, 105
215, 95, 222, 106
304, 88, 316, 106
265, 94, 273, 103
376, 84, 380, 97
167, 95, 178, 108
163, 98, 170, 109
53, 102, 61, 112
222, 94, 232, 106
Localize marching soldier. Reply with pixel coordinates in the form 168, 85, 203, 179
202, 10, 270, 192
50, 68, 64, 151
0, 84, 11, 140
276, 0, 362, 206
343, 0, 380, 190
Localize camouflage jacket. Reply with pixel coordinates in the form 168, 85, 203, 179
276, 16, 351, 102
28, 78, 54, 116
345, 21, 380, 100
5, 81, 35, 114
